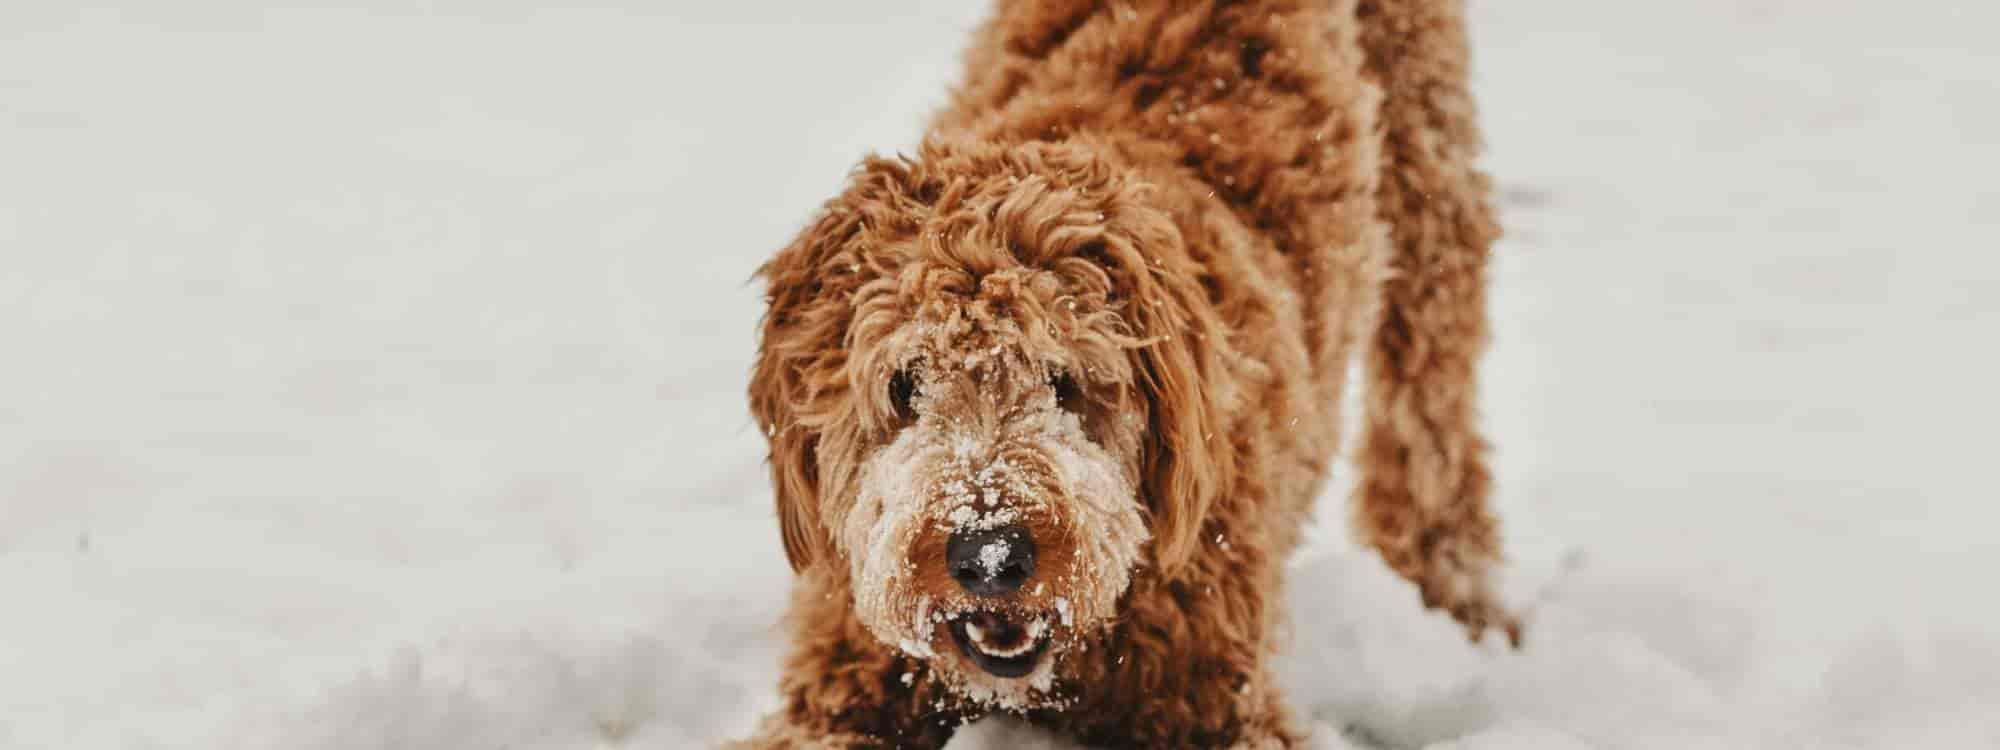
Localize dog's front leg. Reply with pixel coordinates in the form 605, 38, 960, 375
728, 646, 961, 750
1221, 678, 1312, 750
1055, 651, 1309, 749
1049, 563, 1310, 749
726, 714, 889, 750
725, 579, 966, 750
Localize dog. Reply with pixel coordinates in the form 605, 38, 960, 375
736, 1, 1516, 746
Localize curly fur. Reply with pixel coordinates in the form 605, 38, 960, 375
734, 1, 1515, 747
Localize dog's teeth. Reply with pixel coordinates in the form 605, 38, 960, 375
980, 638, 1035, 658
961, 614, 1050, 660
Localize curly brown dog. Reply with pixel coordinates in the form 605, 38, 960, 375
737, 1, 1515, 746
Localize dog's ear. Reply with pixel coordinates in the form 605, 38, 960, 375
1103, 213, 1240, 575
752, 154, 933, 571
750, 197, 871, 572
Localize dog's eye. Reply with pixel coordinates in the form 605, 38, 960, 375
889, 369, 918, 423
1050, 371, 1084, 412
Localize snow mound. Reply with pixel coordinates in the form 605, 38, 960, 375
195, 534, 2000, 749
222, 601, 783, 750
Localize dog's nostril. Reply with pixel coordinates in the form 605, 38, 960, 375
992, 561, 1027, 590
946, 524, 1035, 596
952, 565, 983, 587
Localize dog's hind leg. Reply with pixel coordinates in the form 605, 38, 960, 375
1349, 0, 1520, 646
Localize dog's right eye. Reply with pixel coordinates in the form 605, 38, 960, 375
889, 369, 918, 423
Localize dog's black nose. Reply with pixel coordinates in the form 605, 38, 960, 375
947, 524, 1035, 596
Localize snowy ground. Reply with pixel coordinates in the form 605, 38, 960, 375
3, 1, 1997, 748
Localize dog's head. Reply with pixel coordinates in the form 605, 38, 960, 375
749, 139, 1236, 707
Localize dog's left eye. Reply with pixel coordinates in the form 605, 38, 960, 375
1050, 371, 1084, 412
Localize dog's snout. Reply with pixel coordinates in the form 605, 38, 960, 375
947, 525, 1035, 596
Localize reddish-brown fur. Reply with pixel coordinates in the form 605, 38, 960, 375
734, 1, 1514, 747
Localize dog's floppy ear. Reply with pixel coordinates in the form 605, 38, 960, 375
1101, 210, 1240, 574
752, 154, 932, 571
750, 199, 870, 572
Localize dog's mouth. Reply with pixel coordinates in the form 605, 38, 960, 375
948, 610, 1050, 678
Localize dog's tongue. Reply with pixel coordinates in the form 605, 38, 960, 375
964, 611, 1029, 652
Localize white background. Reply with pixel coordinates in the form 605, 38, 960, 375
3, 1, 1996, 747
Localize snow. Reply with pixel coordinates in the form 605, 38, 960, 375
3, 1, 1998, 748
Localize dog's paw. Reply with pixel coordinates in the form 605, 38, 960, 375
723, 716, 892, 750
1415, 562, 1525, 648
1226, 732, 1292, 750
1221, 705, 1314, 750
